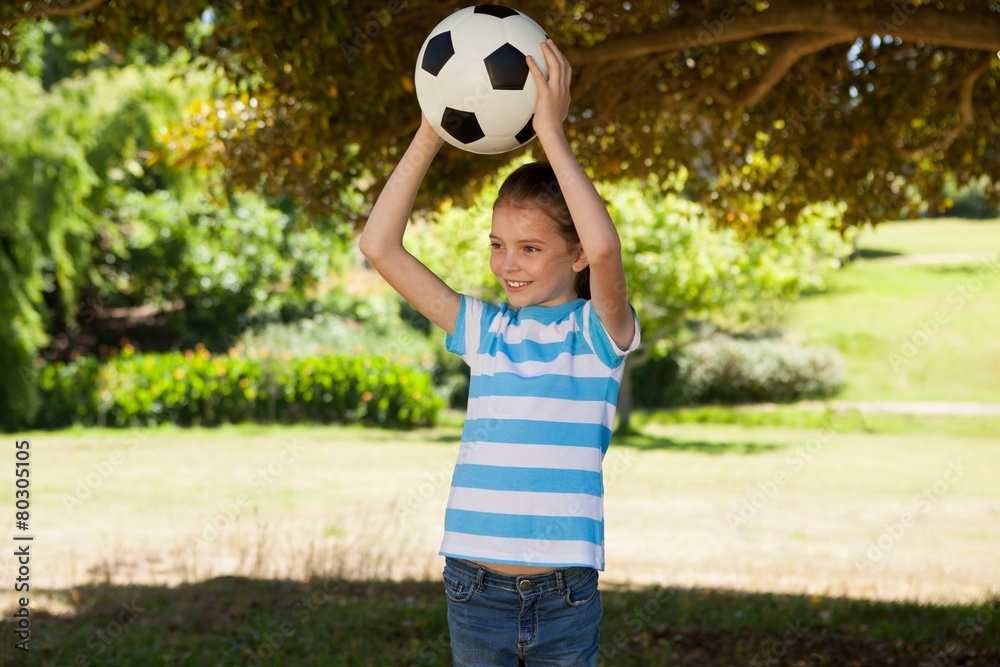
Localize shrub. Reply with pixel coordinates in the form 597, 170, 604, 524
937, 177, 998, 219
33, 346, 442, 430
236, 293, 469, 408
673, 335, 845, 405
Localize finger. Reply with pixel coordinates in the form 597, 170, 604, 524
526, 54, 548, 87
539, 40, 561, 82
543, 39, 571, 88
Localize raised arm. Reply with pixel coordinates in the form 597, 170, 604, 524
527, 41, 635, 350
358, 118, 461, 335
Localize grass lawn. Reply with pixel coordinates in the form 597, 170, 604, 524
853, 217, 1000, 256
782, 218, 1000, 402
2, 420, 998, 665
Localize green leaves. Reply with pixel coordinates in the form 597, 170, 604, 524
0, 49, 354, 429
410, 171, 853, 366
0, 69, 100, 429
34, 348, 443, 430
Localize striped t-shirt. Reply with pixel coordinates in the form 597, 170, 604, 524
440, 294, 640, 570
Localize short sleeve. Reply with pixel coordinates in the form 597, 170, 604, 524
580, 301, 640, 369
445, 295, 498, 366
445, 295, 469, 358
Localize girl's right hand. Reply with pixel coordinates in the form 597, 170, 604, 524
418, 114, 445, 147
528, 39, 571, 139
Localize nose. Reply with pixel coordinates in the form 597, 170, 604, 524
501, 250, 519, 273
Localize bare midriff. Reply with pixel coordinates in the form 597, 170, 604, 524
472, 561, 556, 575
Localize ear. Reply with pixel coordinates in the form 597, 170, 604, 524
572, 245, 589, 273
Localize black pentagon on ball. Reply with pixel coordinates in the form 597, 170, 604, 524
474, 4, 519, 19
421, 31, 454, 76
515, 116, 536, 145
441, 107, 485, 144
484, 43, 529, 90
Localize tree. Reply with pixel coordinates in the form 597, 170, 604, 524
0, 24, 353, 430
3, 1, 996, 227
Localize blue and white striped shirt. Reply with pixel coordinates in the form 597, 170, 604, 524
440, 295, 640, 570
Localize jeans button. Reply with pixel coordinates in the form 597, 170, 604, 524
518, 579, 532, 591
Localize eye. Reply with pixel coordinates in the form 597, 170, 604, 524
490, 242, 502, 250
524, 246, 539, 253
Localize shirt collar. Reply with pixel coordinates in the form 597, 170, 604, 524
511, 298, 586, 324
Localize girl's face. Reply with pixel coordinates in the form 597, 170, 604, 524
489, 204, 588, 308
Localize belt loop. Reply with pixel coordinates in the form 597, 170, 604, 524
555, 569, 566, 595
474, 564, 487, 591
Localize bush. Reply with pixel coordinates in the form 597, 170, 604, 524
236, 293, 469, 408
937, 177, 999, 219
632, 336, 845, 407
674, 335, 845, 405
33, 346, 442, 430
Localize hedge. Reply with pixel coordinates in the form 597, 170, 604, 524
33, 346, 442, 430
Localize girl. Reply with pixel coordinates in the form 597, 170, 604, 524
360, 40, 639, 667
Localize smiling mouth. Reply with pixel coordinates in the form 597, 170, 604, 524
505, 280, 532, 290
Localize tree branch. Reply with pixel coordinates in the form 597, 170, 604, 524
25, 0, 108, 19
565, 4, 1000, 65
735, 32, 851, 107
907, 56, 993, 155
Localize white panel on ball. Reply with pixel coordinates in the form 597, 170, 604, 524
477, 90, 535, 137
449, 14, 510, 60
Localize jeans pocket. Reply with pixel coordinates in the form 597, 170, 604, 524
443, 568, 477, 604
564, 569, 600, 607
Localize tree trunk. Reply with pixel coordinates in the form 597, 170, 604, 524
615, 360, 634, 436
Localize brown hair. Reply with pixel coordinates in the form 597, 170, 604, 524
493, 162, 590, 300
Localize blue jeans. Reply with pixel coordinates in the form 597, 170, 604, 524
443, 557, 602, 666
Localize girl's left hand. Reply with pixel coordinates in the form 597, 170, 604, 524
527, 39, 571, 136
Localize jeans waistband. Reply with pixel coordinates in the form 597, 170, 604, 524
445, 557, 596, 594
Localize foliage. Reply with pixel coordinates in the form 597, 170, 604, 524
407, 170, 853, 427
409, 166, 855, 362
0, 28, 354, 428
3, 2, 997, 228
31, 346, 442, 431
602, 179, 855, 365
236, 293, 469, 408
663, 334, 845, 405
938, 176, 999, 219
0, 66, 103, 429
109, 187, 352, 350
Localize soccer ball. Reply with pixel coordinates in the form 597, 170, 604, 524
414, 5, 548, 154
